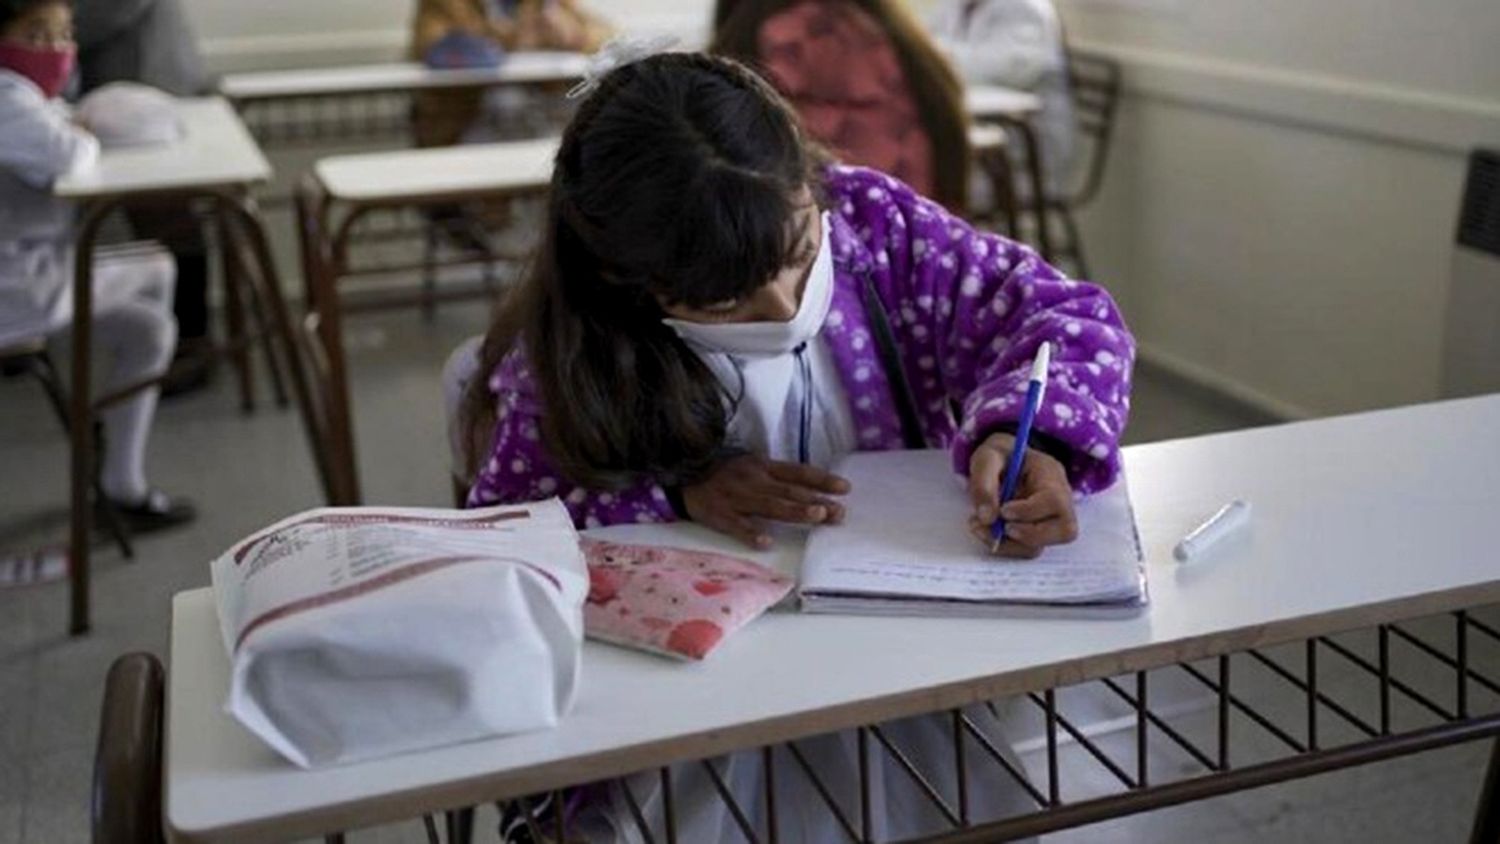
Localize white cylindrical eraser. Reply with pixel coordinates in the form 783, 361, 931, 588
1174, 500, 1251, 562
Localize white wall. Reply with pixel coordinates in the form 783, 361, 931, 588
1056, 0, 1500, 417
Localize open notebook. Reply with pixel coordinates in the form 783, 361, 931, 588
800, 450, 1146, 617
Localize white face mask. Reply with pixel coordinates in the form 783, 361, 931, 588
662, 212, 834, 359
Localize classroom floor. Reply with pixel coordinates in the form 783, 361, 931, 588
0, 301, 1489, 843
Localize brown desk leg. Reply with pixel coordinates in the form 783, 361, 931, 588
218, 214, 257, 413
978, 144, 1021, 239
1472, 740, 1500, 844
222, 210, 290, 408
69, 202, 115, 636
217, 192, 341, 506
999, 117, 1054, 263
246, 282, 291, 408
445, 808, 474, 844
290, 189, 338, 503
320, 210, 364, 505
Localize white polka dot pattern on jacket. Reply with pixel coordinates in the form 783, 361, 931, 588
467, 166, 1135, 528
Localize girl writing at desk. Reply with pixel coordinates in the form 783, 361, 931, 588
458, 50, 1133, 558
450, 48, 1133, 839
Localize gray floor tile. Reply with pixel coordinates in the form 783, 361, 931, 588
0, 621, 35, 762
17, 744, 90, 844
0, 753, 23, 844
1123, 362, 1278, 446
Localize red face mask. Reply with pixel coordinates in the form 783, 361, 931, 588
0, 42, 76, 99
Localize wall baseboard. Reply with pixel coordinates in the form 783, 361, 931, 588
1136, 342, 1310, 423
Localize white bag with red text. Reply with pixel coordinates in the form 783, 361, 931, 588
209, 498, 586, 768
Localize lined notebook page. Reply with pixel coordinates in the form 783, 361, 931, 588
800, 450, 1142, 606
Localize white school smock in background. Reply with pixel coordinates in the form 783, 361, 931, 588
0, 69, 100, 346
928, 0, 1077, 195
72, 0, 209, 96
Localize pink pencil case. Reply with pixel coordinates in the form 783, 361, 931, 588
581, 539, 793, 661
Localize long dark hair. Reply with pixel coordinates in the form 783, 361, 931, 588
711, 0, 969, 209
461, 52, 821, 489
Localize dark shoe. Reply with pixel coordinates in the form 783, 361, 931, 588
102, 490, 197, 534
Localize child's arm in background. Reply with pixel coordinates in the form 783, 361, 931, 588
411, 0, 517, 55
466, 351, 678, 529
552, 0, 613, 53
845, 167, 1134, 495
0, 81, 99, 187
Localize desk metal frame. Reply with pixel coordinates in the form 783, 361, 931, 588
166, 603, 1500, 843
229, 84, 577, 151
501, 614, 1500, 844
294, 178, 546, 506
498, 612, 1500, 844
67, 188, 331, 634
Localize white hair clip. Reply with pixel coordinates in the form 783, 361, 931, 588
566, 34, 682, 100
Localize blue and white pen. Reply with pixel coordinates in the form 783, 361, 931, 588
990, 342, 1052, 553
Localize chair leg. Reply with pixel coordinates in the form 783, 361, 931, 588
976, 146, 1021, 240
445, 808, 474, 844
219, 215, 257, 414
422, 222, 440, 323
90, 443, 136, 561
240, 257, 291, 408
26, 352, 134, 560
1057, 205, 1091, 280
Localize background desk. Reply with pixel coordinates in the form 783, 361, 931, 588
297, 138, 559, 505
167, 396, 1500, 842
55, 98, 330, 635
219, 53, 588, 149
220, 53, 591, 102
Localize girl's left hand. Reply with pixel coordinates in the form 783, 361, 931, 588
967, 432, 1078, 558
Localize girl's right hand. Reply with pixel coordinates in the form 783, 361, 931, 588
682, 455, 851, 549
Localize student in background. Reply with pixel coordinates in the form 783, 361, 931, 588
928, 0, 1076, 193
711, 0, 970, 210
455, 50, 1131, 838
410, 0, 613, 148
72, 0, 214, 393
0, 0, 195, 531
71, 0, 205, 95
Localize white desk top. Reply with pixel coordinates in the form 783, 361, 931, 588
314, 137, 559, 204
54, 98, 271, 201
219, 52, 590, 101
966, 84, 1042, 119
166, 395, 1500, 842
